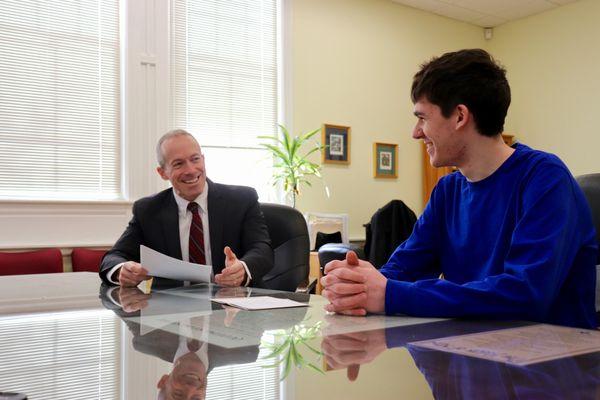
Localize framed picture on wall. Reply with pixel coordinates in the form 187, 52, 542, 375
322, 124, 350, 164
374, 142, 398, 179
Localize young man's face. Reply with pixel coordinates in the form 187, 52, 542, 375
157, 135, 207, 202
412, 98, 465, 168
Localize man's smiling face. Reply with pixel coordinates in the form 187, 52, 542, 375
157, 134, 206, 201
412, 97, 465, 168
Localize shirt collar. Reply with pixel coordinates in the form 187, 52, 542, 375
173, 337, 210, 372
173, 181, 209, 216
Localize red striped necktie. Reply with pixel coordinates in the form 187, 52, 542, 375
187, 202, 206, 265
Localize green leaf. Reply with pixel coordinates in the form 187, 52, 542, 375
282, 350, 293, 380
307, 363, 325, 374
280, 125, 292, 155
299, 127, 321, 142
261, 144, 289, 163
302, 342, 323, 356
303, 146, 322, 159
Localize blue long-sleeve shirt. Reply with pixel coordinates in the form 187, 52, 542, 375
381, 144, 598, 329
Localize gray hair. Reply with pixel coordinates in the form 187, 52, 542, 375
156, 129, 200, 167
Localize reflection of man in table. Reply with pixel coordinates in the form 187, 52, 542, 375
99, 129, 273, 288
406, 345, 600, 400
156, 334, 208, 400
321, 321, 600, 399
99, 284, 309, 399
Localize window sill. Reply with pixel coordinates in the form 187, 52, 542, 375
0, 198, 133, 206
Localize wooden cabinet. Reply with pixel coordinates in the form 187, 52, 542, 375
309, 251, 322, 294
422, 134, 515, 207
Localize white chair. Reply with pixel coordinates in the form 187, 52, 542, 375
304, 212, 349, 251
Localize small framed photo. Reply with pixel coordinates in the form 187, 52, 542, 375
322, 124, 350, 164
374, 142, 398, 179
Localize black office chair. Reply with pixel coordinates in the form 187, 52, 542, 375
260, 203, 314, 292
575, 173, 600, 316
318, 243, 365, 277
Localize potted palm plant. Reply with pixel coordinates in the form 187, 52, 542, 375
259, 124, 325, 208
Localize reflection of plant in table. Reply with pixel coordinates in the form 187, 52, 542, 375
261, 320, 324, 380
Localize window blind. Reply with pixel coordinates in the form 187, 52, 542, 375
207, 346, 279, 400
0, 0, 121, 200
170, 0, 278, 149
0, 310, 120, 400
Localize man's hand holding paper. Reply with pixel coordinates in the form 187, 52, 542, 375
118, 261, 151, 287
141, 245, 212, 283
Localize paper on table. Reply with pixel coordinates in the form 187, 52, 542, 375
141, 245, 211, 283
212, 296, 309, 310
409, 324, 600, 366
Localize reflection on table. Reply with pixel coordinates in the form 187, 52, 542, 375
0, 272, 599, 399
320, 319, 600, 400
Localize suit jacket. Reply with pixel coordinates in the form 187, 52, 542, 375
99, 180, 273, 286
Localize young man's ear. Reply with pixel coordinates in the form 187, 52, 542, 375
455, 104, 470, 129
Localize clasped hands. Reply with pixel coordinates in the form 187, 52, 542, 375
118, 246, 246, 287
320, 251, 387, 316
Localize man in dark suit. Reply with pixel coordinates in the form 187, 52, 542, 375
100, 129, 273, 287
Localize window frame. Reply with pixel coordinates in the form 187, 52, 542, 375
0, 0, 290, 249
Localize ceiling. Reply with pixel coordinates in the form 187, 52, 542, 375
391, 0, 580, 27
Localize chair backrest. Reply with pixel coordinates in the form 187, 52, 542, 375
576, 174, 600, 260
0, 248, 63, 276
575, 173, 600, 313
364, 199, 417, 268
318, 242, 365, 275
260, 203, 310, 292
71, 248, 107, 272
304, 212, 349, 250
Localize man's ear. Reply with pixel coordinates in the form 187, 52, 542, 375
455, 104, 470, 130
156, 166, 169, 181
157, 374, 169, 389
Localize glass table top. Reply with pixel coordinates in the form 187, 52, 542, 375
0, 272, 599, 400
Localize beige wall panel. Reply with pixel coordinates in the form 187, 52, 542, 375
291, 0, 484, 238
489, 0, 600, 176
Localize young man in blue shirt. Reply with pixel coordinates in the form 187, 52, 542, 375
321, 49, 597, 329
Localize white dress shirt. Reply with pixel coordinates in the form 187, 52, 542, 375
109, 181, 251, 285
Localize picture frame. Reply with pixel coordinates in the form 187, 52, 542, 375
373, 142, 398, 179
322, 124, 350, 164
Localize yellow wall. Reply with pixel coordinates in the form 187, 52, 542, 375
488, 0, 600, 176
291, 0, 484, 239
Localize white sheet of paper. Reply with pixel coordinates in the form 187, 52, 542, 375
409, 324, 600, 366
211, 296, 309, 310
141, 245, 211, 283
